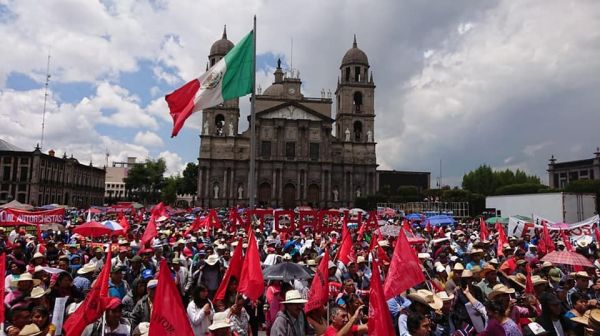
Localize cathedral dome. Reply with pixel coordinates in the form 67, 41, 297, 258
209, 26, 234, 57
262, 83, 284, 96
341, 35, 369, 67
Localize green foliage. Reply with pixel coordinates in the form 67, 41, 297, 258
178, 162, 198, 195
564, 180, 600, 211
462, 165, 542, 196
495, 183, 549, 195
124, 158, 167, 205
162, 176, 181, 205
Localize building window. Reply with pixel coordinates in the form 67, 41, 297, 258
20, 167, 28, 182
353, 92, 362, 112
3, 157, 11, 164
285, 142, 296, 159
2, 167, 10, 181
20, 158, 29, 165
345, 67, 350, 82
353, 121, 363, 142
309, 143, 319, 161
355, 66, 361, 81
261, 141, 271, 159
215, 114, 225, 136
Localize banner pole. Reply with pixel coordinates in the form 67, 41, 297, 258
248, 15, 257, 210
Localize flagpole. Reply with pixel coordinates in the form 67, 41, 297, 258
248, 15, 257, 210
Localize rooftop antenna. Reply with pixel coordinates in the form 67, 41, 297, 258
105, 148, 110, 168
40, 53, 51, 150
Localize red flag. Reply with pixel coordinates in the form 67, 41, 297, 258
594, 226, 600, 248
496, 222, 508, 257
435, 225, 445, 238
0, 253, 5, 325
377, 245, 390, 264
184, 216, 207, 236
542, 221, 555, 253
560, 230, 574, 252
525, 263, 534, 295
207, 209, 222, 229
64, 249, 112, 335
149, 259, 194, 336
383, 229, 425, 299
424, 220, 432, 233
305, 249, 330, 313
499, 257, 517, 275
119, 216, 130, 233
337, 228, 356, 266
368, 231, 378, 253
357, 221, 367, 241
214, 238, 245, 301
402, 219, 412, 233
140, 203, 165, 248
238, 230, 264, 301
369, 259, 395, 336
480, 217, 489, 241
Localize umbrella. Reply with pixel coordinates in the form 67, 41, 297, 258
485, 216, 509, 225
425, 215, 455, 227
405, 213, 422, 220
0, 200, 34, 210
103, 220, 124, 231
379, 224, 401, 237
541, 251, 593, 267
350, 208, 365, 215
73, 221, 113, 237
263, 262, 313, 281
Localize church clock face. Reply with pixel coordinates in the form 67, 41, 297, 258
288, 88, 296, 95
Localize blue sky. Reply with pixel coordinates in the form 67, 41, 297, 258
1, 0, 599, 184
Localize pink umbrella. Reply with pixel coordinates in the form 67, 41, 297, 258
541, 251, 593, 267
73, 221, 113, 237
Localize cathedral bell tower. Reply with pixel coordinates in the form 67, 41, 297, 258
201, 26, 240, 137
335, 35, 375, 144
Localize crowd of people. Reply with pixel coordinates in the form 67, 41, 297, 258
1, 205, 600, 336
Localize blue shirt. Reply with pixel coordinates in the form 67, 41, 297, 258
108, 280, 127, 300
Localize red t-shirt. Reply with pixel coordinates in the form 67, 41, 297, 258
323, 325, 359, 336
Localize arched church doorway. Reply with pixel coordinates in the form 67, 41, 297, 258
282, 183, 296, 209
258, 182, 272, 207
307, 184, 320, 207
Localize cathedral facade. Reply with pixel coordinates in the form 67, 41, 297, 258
197, 29, 378, 209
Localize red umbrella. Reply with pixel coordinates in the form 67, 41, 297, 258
73, 221, 113, 237
541, 250, 593, 267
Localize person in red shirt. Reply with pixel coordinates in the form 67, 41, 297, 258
324, 306, 368, 335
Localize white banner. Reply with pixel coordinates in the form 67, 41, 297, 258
508, 215, 599, 241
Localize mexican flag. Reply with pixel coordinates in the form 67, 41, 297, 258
166, 30, 254, 137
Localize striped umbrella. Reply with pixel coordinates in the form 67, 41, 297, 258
541, 250, 593, 267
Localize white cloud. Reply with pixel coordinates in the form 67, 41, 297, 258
158, 150, 185, 176
134, 131, 164, 147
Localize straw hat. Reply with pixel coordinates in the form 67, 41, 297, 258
508, 273, 527, 288
548, 268, 562, 282
356, 256, 366, 264
480, 264, 497, 277
30, 286, 50, 299
453, 263, 464, 271
12, 273, 41, 287
488, 258, 499, 265
281, 290, 308, 304
209, 312, 233, 331
205, 254, 220, 266
436, 291, 454, 301
32, 252, 44, 259
541, 261, 553, 269
17, 324, 44, 336
488, 284, 516, 300
531, 275, 548, 286
575, 271, 591, 279
378, 240, 390, 247
577, 236, 593, 248
133, 322, 150, 336
469, 248, 484, 255
461, 270, 474, 278
407, 289, 443, 310
471, 265, 482, 274
147, 279, 158, 289
77, 262, 97, 275
418, 253, 431, 259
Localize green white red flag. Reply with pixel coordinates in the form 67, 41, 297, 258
166, 30, 254, 137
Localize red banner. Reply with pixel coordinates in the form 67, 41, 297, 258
106, 204, 135, 214
0, 208, 64, 226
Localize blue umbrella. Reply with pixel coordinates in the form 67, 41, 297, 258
405, 213, 422, 220
424, 215, 455, 227
102, 220, 124, 231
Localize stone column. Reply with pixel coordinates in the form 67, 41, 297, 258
303, 170, 307, 199
328, 171, 332, 202
296, 170, 301, 200
198, 168, 203, 197
223, 169, 228, 200
272, 169, 277, 199
321, 170, 325, 201
230, 169, 235, 199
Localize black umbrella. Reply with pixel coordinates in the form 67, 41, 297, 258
263, 262, 313, 282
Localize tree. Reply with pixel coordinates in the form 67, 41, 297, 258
178, 162, 198, 195
564, 180, 600, 212
124, 158, 167, 205
462, 165, 542, 196
162, 176, 181, 205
